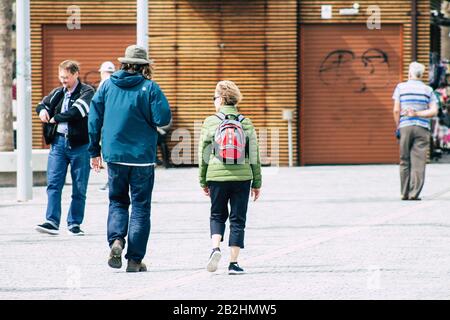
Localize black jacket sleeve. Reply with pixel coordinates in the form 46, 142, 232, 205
53, 84, 95, 123
35, 87, 63, 117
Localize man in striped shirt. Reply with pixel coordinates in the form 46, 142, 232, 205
393, 62, 438, 200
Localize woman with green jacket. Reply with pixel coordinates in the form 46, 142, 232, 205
198, 80, 262, 275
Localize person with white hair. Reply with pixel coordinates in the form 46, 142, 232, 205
392, 62, 438, 200
97, 61, 116, 192
98, 61, 116, 88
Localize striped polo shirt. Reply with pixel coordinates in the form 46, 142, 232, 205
392, 80, 437, 130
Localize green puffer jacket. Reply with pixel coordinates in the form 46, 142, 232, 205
198, 105, 262, 189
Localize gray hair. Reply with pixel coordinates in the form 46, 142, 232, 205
409, 62, 425, 79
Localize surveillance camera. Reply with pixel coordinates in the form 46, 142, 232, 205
353, 3, 360, 10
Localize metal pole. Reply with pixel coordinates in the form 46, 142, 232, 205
283, 109, 294, 167
137, 0, 148, 52
288, 119, 293, 167
16, 0, 33, 201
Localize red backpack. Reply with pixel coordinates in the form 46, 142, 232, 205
213, 112, 247, 164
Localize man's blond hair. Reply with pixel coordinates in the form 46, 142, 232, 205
216, 80, 243, 106
59, 60, 80, 74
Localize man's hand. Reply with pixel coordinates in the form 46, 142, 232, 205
251, 188, 260, 201
49, 117, 56, 124
202, 186, 210, 197
406, 109, 417, 117
90, 157, 103, 173
39, 110, 50, 123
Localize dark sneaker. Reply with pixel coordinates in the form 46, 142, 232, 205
206, 248, 221, 272
108, 239, 123, 269
228, 262, 245, 275
67, 226, 85, 236
126, 259, 147, 272
35, 222, 59, 235
401, 195, 409, 200
409, 196, 421, 201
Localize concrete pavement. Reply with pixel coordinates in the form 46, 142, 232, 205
1, 164, 450, 300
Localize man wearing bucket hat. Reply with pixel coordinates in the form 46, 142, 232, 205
88, 45, 171, 272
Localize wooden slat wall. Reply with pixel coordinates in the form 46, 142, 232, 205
149, 0, 298, 166
299, 0, 431, 164
30, 0, 298, 166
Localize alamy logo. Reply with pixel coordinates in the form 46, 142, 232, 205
66, 6, 81, 30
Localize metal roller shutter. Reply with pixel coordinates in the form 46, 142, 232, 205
42, 24, 136, 96
300, 24, 402, 164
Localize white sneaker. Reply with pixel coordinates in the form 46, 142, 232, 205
206, 249, 221, 272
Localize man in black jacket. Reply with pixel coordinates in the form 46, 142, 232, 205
35, 60, 95, 236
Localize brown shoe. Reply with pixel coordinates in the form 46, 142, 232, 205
108, 239, 123, 269
126, 259, 147, 272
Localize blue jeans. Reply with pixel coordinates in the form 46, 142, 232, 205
107, 163, 155, 262
45, 135, 90, 228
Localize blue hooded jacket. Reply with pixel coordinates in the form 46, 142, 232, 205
88, 70, 172, 164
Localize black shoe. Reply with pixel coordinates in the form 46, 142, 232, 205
206, 248, 221, 272
108, 239, 123, 269
67, 226, 85, 236
35, 222, 59, 235
228, 262, 245, 275
409, 196, 422, 201
401, 195, 409, 200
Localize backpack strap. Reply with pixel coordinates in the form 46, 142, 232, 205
215, 112, 226, 121
216, 112, 245, 122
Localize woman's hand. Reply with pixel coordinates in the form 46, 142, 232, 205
202, 187, 210, 197
251, 188, 260, 201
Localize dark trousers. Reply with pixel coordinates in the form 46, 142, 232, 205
208, 180, 251, 249
157, 133, 170, 168
107, 163, 155, 262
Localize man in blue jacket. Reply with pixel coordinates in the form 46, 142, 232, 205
88, 45, 172, 272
